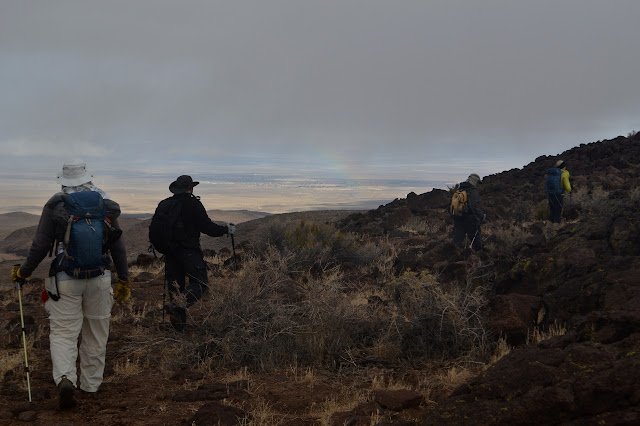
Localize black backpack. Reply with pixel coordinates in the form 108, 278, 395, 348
149, 197, 184, 254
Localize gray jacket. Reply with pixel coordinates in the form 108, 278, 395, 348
21, 193, 129, 281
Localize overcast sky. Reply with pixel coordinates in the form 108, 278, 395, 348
1, 1, 639, 189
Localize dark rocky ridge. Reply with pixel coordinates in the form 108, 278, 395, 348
336, 133, 640, 424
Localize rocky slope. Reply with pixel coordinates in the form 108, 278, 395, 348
336, 133, 640, 424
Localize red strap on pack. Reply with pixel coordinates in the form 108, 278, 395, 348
41, 289, 49, 304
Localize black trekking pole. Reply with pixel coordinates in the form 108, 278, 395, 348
230, 232, 238, 272
14, 265, 32, 403
162, 260, 167, 324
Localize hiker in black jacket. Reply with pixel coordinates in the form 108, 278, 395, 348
161, 175, 235, 331
451, 173, 485, 251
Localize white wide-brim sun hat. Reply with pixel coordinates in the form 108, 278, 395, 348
56, 159, 94, 186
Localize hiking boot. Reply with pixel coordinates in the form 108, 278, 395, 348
79, 389, 98, 399
164, 302, 187, 332
58, 376, 77, 410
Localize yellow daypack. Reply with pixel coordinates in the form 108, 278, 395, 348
450, 189, 469, 216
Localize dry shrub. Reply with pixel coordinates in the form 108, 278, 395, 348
399, 217, 442, 235
189, 258, 389, 370
134, 222, 491, 374
251, 220, 383, 277
570, 185, 614, 216
0, 350, 24, 381
533, 200, 549, 221
484, 222, 530, 252
387, 271, 490, 360
512, 200, 535, 223
254, 221, 289, 253
284, 221, 368, 273
160, 248, 491, 372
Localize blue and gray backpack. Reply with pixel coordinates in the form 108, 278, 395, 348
57, 191, 112, 278
544, 168, 563, 195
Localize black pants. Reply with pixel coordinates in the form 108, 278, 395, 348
165, 248, 209, 308
547, 194, 564, 223
452, 216, 482, 251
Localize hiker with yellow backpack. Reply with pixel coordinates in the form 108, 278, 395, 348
450, 173, 486, 251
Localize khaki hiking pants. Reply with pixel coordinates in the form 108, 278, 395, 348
44, 271, 113, 393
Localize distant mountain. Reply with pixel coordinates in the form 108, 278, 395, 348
205, 209, 271, 224
0, 209, 272, 268
119, 209, 271, 221
0, 212, 40, 240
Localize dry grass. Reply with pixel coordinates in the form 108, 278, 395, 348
128, 262, 164, 277
533, 200, 549, 221
0, 321, 40, 385
488, 336, 512, 365
315, 388, 371, 426
439, 365, 476, 394
112, 357, 142, 377
527, 321, 567, 345
399, 217, 442, 235
0, 350, 25, 381
240, 399, 285, 426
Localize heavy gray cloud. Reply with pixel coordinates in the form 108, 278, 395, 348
1, 0, 639, 176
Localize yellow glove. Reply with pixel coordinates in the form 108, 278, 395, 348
11, 265, 30, 284
114, 279, 131, 305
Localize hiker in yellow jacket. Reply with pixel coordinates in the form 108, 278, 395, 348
544, 159, 572, 223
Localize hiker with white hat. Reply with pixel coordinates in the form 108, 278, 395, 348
544, 159, 572, 223
11, 158, 130, 409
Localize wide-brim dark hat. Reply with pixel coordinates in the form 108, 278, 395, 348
169, 175, 199, 194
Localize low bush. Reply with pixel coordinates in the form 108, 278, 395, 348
153, 249, 493, 372
484, 222, 530, 252
533, 200, 549, 221
399, 217, 442, 235
282, 221, 378, 275
387, 271, 490, 360
570, 185, 615, 216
